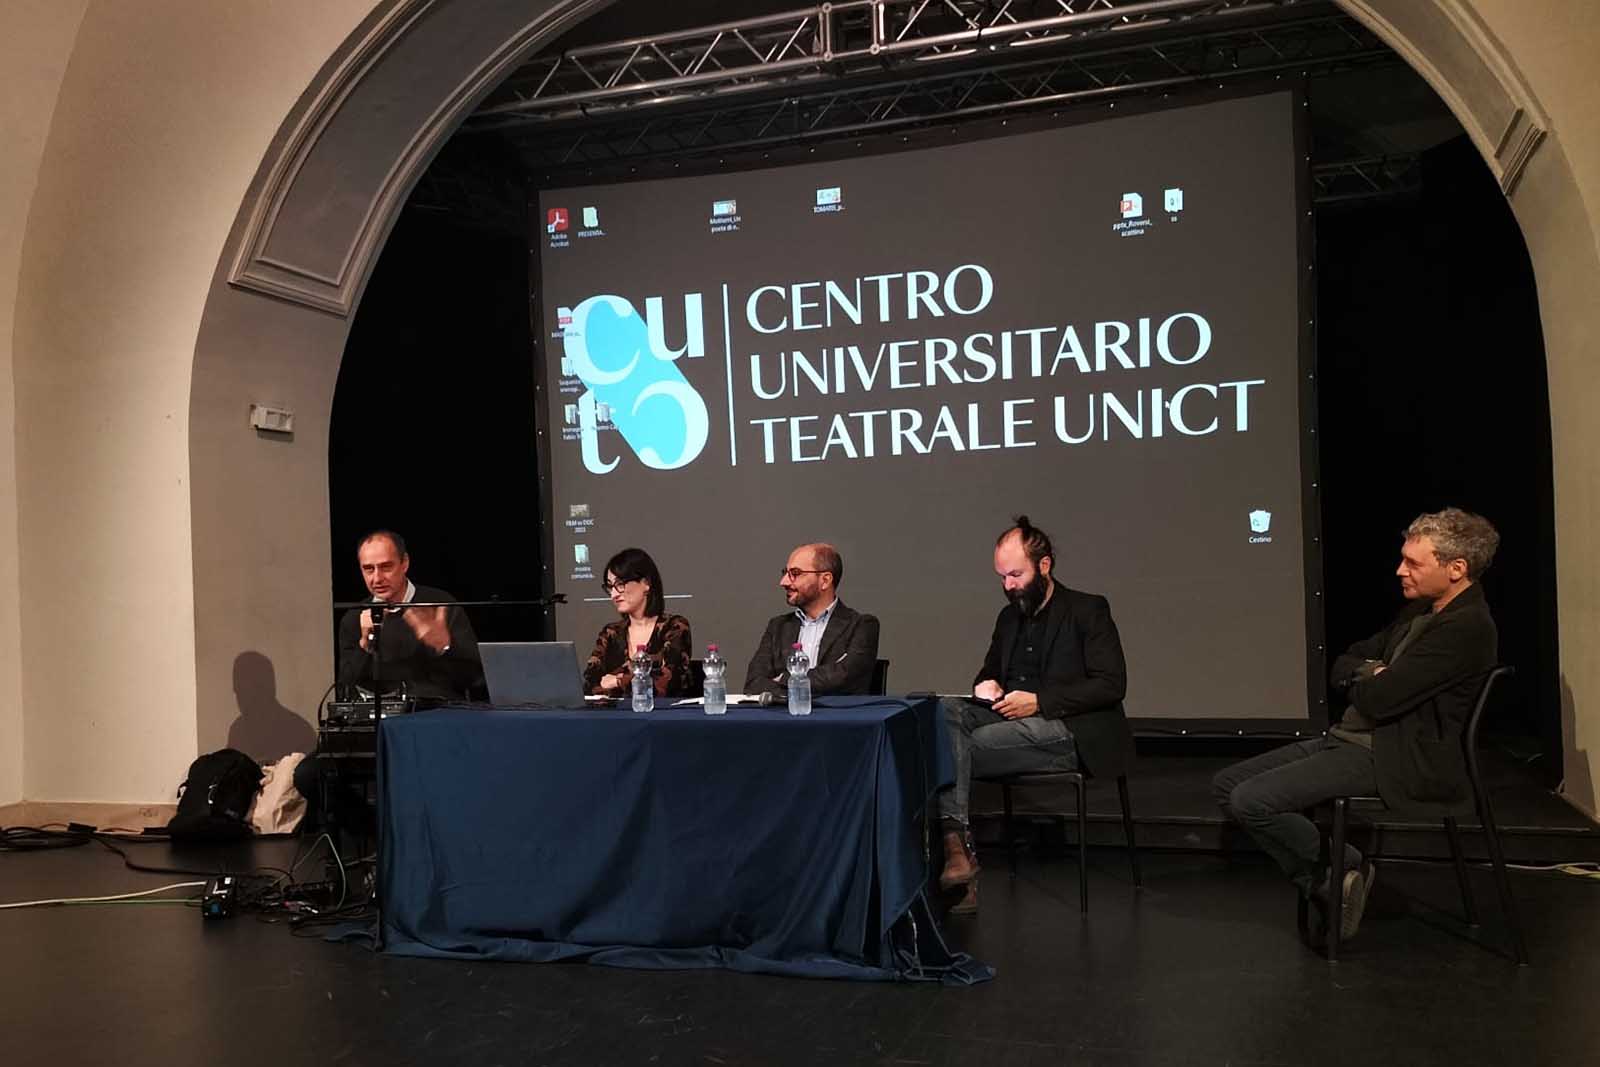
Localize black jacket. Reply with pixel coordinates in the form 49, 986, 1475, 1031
743, 600, 881, 697
1331, 582, 1497, 816
337, 583, 483, 701
974, 585, 1132, 778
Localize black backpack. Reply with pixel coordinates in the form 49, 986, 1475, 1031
167, 749, 262, 841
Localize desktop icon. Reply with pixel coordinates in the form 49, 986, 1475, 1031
1164, 187, 1184, 213
1119, 193, 1143, 219
582, 206, 599, 228
1248, 509, 1272, 534
712, 199, 737, 217
574, 544, 590, 565
816, 186, 842, 207
547, 207, 569, 233
569, 504, 590, 520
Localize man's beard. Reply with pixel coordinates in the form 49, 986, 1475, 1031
1005, 571, 1049, 616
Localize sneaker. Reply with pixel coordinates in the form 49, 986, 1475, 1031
1341, 863, 1377, 940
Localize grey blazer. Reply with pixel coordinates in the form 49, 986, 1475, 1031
743, 601, 881, 697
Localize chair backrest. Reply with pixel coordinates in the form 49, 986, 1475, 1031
1462, 664, 1514, 794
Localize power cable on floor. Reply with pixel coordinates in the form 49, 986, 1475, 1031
0, 881, 206, 910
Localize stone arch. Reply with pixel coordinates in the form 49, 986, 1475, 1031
186, 0, 611, 763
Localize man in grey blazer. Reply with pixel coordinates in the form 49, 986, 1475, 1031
743, 542, 881, 698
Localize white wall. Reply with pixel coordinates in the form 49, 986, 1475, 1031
0, 1, 90, 806
1435, 1, 1600, 814
10, 0, 376, 802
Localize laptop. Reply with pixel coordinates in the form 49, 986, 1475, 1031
479, 641, 585, 707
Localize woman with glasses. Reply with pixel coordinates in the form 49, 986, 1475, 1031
582, 547, 694, 698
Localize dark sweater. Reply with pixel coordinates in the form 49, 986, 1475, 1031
336, 583, 483, 701
1329, 582, 1497, 815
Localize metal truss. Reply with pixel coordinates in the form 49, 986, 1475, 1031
475, 0, 1326, 125
1310, 154, 1422, 203
479, 6, 1394, 180
419, 0, 1419, 221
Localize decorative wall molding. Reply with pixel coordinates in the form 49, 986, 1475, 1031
226, 0, 609, 317
1339, 0, 1548, 196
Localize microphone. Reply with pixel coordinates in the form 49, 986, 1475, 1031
758, 691, 786, 708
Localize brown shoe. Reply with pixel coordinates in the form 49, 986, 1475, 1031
949, 880, 979, 916
939, 829, 979, 890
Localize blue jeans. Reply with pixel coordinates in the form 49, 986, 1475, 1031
1211, 737, 1376, 892
937, 698, 1078, 825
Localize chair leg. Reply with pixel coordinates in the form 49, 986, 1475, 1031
1443, 816, 1479, 927
1074, 776, 1088, 914
1117, 775, 1141, 889
1478, 797, 1530, 966
1328, 798, 1347, 963
1003, 782, 1017, 879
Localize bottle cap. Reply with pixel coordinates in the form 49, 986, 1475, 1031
636, 644, 648, 651
707, 644, 718, 652
792, 642, 803, 649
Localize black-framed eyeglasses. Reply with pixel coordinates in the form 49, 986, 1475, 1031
779, 568, 824, 581
602, 577, 639, 594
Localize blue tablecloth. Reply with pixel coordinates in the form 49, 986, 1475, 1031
376, 696, 991, 982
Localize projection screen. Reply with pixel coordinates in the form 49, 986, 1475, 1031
533, 89, 1320, 727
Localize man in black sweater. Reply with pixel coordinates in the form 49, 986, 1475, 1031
334, 530, 481, 701
1213, 508, 1500, 941
297, 530, 482, 830
936, 515, 1132, 915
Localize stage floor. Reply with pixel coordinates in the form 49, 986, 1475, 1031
4, 827, 1599, 1066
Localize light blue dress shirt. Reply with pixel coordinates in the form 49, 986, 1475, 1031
795, 599, 837, 670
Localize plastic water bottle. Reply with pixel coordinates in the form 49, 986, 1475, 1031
702, 645, 727, 716
630, 644, 654, 713
786, 643, 812, 716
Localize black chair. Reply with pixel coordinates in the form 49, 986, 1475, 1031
976, 767, 1141, 913
1302, 665, 1527, 965
869, 658, 889, 696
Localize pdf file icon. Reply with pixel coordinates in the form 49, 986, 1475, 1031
547, 207, 569, 234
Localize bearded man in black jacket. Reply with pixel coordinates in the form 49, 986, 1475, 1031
1213, 508, 1499, 941
935, 515, 1132, 915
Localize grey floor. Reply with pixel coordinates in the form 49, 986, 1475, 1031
4, 833, 1597, 1066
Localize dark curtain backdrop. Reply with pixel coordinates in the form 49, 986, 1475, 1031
328, 198, 548, 646
1315, 136, 1557, 780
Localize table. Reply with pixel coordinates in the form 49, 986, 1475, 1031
376, 696, 991, 982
